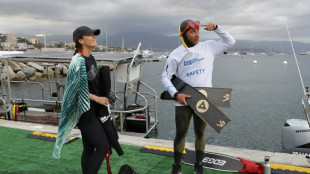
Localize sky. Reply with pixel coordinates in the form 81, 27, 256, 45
0, 0, 310, 43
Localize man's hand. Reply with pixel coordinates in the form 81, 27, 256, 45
201, 22, 217, 31
176, 93, 191, 105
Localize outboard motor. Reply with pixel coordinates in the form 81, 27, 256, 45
282, 119, 310, 156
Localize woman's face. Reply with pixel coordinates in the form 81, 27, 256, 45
78, 34, 97, 48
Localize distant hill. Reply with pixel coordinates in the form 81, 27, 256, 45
231, 40, 310, 54
108, 32, 180, 51
25, 32, 310, 53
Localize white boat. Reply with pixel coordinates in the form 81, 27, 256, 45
142, 49, 154, 58
157, 55, 167, 61
131, 49, 154, 58
299, 52, 310, 55
232, 52, 241, 56
253, 60, 258, 64
247, 52, 255, 56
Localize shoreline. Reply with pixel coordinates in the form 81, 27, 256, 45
1, 57, 162, 82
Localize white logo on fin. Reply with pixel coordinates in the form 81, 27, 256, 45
223, 94, 230, 102
216, 120, 226, 127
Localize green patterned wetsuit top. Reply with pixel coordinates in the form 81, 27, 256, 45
53, 53, 97, 159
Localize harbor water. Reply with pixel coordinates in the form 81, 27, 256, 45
8, 53, 310, 152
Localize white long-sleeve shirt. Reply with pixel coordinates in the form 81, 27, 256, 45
161, 26, 235, 99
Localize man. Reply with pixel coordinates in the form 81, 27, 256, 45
161, 20, 235, 174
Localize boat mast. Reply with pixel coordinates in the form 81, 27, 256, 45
105, 24, 108, 52
122, 36, 124, 52
285, 21, 306, 96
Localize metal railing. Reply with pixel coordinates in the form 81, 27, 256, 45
110, 81, 158, 137
0, 59, 63, 120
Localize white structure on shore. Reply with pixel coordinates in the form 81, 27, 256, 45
0, 51, 24, 57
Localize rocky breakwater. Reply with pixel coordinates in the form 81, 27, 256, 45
0, 60, 69, 81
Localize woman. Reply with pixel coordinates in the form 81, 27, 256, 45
53, 26, 111, 174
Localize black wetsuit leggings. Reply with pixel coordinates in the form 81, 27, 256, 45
79, 120, 110, 174
174, 106, 206, 162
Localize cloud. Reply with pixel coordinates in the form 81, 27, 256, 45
0, 0, 310, 42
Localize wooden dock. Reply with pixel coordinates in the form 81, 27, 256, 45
16, 111, 60, 125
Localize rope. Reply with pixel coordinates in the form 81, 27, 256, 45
285, 21, 306, 96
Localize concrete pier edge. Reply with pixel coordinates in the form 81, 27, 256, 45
1, 119, 309, 167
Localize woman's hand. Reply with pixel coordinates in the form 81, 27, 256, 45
89, 93, 109, 107
96, 96, 109, 107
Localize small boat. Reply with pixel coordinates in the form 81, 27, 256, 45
299, 52, 310, 55
253, 60, 258, 64
283, 61, 288, 64
247, 52, 255, 56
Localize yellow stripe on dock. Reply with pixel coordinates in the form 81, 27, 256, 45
271, 163, 310, 173
144, 145, 186, 154
32, 131, 76, 141
33, 131, 57, 138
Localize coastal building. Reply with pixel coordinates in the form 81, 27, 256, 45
97, 44, 105, 51
29, 38, 39, 45
0, 42, 7, 48
3, 33, 17, 50
65, 42, 75, 50
0, 33, 5, 42
27, 45, 37, 51
47, 41, 61, 47
17, 43, 28, 50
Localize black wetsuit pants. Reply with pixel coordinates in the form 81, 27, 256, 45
174, 106, 206, 164
79, 120, 110, 174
